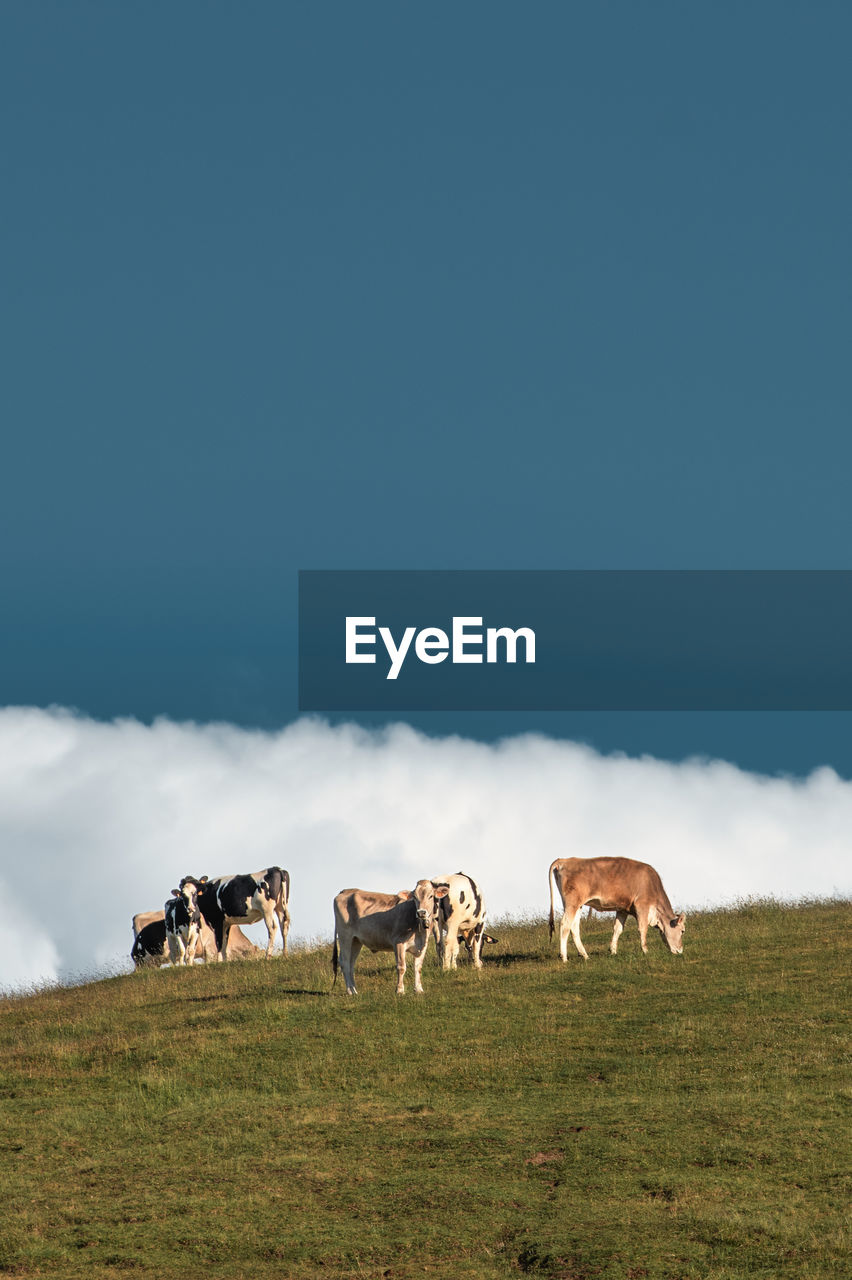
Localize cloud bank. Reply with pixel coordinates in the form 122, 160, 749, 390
0, 708, 848, 991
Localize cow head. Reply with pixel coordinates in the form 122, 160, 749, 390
174, 878, 202, 924
660, 911, 686, 954
410, 879, 448, 929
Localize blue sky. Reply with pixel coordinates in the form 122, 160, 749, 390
3, 3, 852, 774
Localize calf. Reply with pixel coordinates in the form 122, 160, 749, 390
332, 880, 448, 995
548, 856, 685, 961
431, 871, 490, 970
188, 867, 290, 961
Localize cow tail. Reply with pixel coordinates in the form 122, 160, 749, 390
278, 868, 291, 926
332, 927, 339, 986
548, 859, 559, 940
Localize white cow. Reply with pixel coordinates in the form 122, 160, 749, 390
431, 871, 490, 970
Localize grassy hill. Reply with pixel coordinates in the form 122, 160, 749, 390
0, 900, 848, 1279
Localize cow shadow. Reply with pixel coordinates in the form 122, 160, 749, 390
182, 987, 328, 1003
479, 951, 544, 968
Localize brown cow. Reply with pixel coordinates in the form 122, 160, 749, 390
548, 857, 685, 961
332, 880, 448, 995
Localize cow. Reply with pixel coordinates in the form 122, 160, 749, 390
458, 926, 499, 962
131, 917, 170, 967
132, 909, 165, 939
431, 871, 491, 970
548, 856, 686, 961
165, 881, 203, 966
332, 880, 448, 995
187, 867, 291, 961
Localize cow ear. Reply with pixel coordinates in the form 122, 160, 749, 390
199, 876, 208, 884
677, 913, 686, 926
171, 889, 180, 896
397, 890, 411, 900
434, 884, 449, 898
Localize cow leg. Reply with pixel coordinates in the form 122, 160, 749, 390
278, 905, 290, 956
443, 918, 461, 971
610, 910, 629, 955
342, 938, 361, 995
568, 906, 589, 960
412, 940, 428, 995
262, 906, 277, 958
637, 907, 650, 953
559, 902, 587, 961
471, 921, 485, 970
395, 941, 409, 994
558, 909, 571, 962
431, 920, 445, 965
219, 922, 232, 962
185, 924, 200, 964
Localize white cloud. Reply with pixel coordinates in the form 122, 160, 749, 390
0, 707, 849, 991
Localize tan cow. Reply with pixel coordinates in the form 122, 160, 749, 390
221, 925, 263, 960
548, 857, 685, 961
332, 880, 448, 995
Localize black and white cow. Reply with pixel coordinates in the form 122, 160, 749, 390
132, 909, 165, 939
131, 918, 169, 967
165, 880, 203, 966
457, 925, 499, 963
431, 871, 492, 970
187, 867, 291, 961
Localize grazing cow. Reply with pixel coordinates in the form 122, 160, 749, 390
431, 871, 491, 970
187, 867, 291, 961
131, 918, 169, 967
459, 926, 499, 962
165, 881, 203, 966
332, 880, 448, 995
132, 909, 165, 939
548, 856, 686, 961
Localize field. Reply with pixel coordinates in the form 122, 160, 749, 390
0, 900, 849, 1279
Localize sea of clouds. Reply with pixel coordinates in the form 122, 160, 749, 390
0, 707, 849, 991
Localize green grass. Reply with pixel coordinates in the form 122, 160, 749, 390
0, 900, 849, 1278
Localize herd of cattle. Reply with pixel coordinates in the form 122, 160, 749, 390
131, 856, 686, 994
